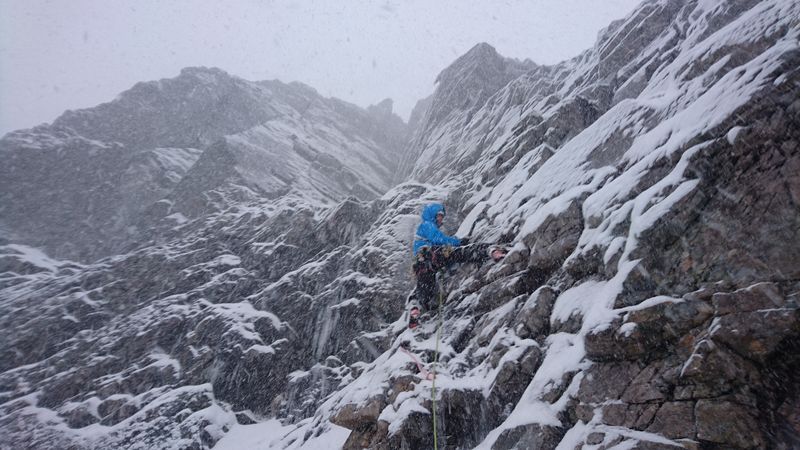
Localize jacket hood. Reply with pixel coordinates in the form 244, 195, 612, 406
421, 203, 445, 223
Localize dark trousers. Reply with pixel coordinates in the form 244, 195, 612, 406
411, 244, 492, 311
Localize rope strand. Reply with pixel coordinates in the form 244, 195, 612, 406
432, 287, 443, 450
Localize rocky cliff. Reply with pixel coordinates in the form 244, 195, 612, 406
1, 0, 799, 449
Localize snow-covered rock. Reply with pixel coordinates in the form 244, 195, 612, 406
1, 0, 799, 449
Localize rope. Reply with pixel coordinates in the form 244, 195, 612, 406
431, 287, 444, 450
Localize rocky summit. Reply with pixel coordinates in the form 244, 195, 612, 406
1, 0, 799, 449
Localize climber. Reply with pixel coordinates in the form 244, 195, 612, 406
408, 203, 506, 329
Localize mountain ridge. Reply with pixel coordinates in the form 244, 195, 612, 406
0, 67, 408, 262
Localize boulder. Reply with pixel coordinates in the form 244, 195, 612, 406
330, 396, 388, 430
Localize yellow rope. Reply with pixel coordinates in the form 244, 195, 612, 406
432, 288, 443, 450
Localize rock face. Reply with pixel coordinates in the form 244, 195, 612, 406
1, 1, 799, 449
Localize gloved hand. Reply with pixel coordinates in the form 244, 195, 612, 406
459, 236, 471, 246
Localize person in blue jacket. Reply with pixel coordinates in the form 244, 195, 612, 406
409, 203, 506, 328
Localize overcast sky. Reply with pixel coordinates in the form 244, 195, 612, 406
0, 0, 641, 135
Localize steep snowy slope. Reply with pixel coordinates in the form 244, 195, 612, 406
283, 0, 800, 448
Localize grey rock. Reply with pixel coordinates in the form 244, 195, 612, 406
65, 405, 98, 428
712, 282, 787, 315
647, 401, 696, 440
524, 200, 584, 275
621, 363, 668, 403
587, 432, 605, 445
513, 286, 556, 338
492, 423, 563, 450
578, 361, 642, 404
695, 400, 765, 449
710, 308, 799, 363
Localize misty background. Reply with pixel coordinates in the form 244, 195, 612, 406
0, 0, 640, 135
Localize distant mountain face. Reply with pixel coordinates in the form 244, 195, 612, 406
0, 67, 408, 262
2, 1, 800, 449
397, 43, 536, 181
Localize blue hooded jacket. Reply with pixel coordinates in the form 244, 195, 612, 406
413, 203, 462, 255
